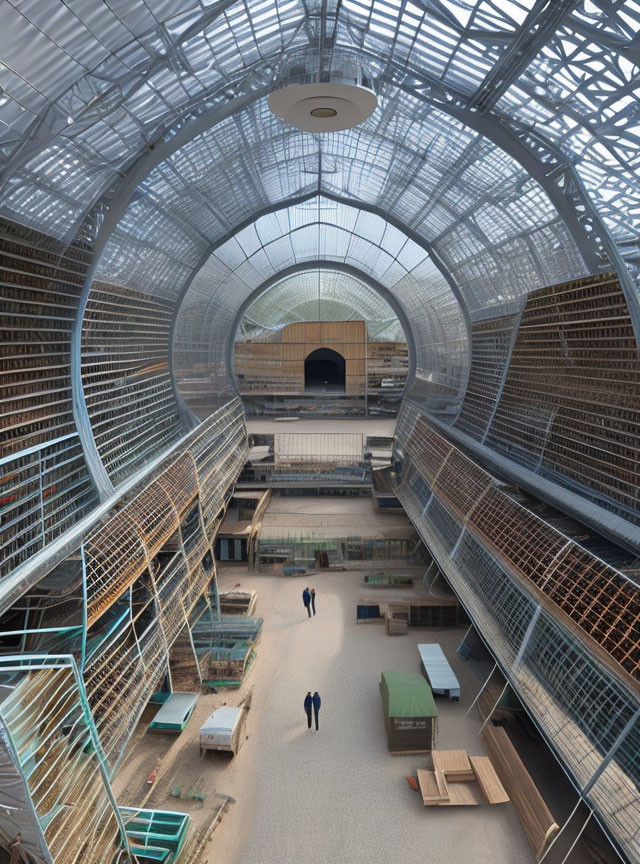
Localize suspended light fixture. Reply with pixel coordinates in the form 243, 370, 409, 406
268, 50, 377, 132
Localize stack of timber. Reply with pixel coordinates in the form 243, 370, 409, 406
219, 590, 257, 616
169, 628, 205, 693
416, 750, 509, 808
482, 723, 559, 860
385, 614, 408, 635
192, 616, 263, 689
364, 572, 416, 587
201, 641, 257, 688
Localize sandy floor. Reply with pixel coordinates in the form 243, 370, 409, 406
110, 565, 610, 864
205, 567, 535, 864
259, 494, 415, 540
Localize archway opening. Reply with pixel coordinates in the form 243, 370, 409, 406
304, 348, 346, 392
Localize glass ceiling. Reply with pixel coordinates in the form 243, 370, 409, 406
0, 0, 637, 299
97, 90, 586, 320
239, 270, 405, 342
172, 196, 468, 411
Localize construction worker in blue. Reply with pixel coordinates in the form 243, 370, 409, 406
312, 691, 321, 730
302, 586, 311, 618
304, 692, 313, 729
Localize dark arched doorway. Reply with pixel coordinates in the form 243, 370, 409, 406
304, 348, 346, 392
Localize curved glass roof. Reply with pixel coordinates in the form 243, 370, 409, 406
173, 197, 467, 412
2, 0, 639, 418
1, 0, 637, 306
239, 270, 405, 342
96, 92, 585, 316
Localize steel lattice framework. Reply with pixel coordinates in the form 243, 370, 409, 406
0, 1, 638, 319
1, 6, 640, 864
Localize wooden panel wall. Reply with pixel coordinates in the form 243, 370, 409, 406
236, 320, 366, 394
235, 320, 407, 399
484, 272, 640, 523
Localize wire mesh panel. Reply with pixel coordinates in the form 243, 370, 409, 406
486, 272, 640, 524
84, 401, 246, 625
274, 433, 363, 464
84, 618, 163, 770
588, 723, 640, 864
452, 531, 537, 667
395, 403, 640, 863
456, 315, 517, 439
517, 613, 638, 787
82, 281, 180, 485
0, 656, 125, 864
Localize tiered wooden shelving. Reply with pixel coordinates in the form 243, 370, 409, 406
366, 340, 409, 413
404, 413, 640, 682
82, 281, 180, 485
0, 216, 98, 579
486, 272, 640, 522
455, 315, 516, 439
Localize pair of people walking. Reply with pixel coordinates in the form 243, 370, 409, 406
301, 587, 321, 730
304, 691, 321, 730
302, 586, 316, 618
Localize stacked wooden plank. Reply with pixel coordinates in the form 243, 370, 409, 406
219, 590, 257, 616
482, 724, 559, 859
416, 750, 508, 808
385, 614, 408, 635
192, 616, 263, 689
432, 749, 475, 781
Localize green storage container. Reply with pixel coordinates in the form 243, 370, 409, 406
379, 670, 438, 752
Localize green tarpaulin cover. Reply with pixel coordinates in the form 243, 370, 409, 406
380, 670, 437, 718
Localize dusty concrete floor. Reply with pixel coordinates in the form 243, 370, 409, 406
111, 565, 613, 864
209, 567, 534, 864
260, 494, 415, 538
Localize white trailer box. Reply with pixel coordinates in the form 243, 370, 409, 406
199, 706, 247, 756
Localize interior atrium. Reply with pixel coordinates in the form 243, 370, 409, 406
0, 2, 639, 864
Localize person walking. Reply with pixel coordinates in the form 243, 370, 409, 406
310, 587, 316, 616
302, 587, 311, 618
304, 692, 313, 729
312, 691, 321, 731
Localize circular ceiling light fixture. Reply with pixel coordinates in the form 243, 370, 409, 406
310, 107, 338, 118
268, 50, 377, 133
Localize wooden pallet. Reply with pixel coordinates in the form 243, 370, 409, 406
385, 614, 408, 635
431, 749, 475, 782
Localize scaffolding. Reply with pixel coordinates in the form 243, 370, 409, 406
0, 399, 248, 863
396, 401, 640, 864
479, 273, 640, 525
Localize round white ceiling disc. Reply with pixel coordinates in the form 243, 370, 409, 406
268, 82, 377, 132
